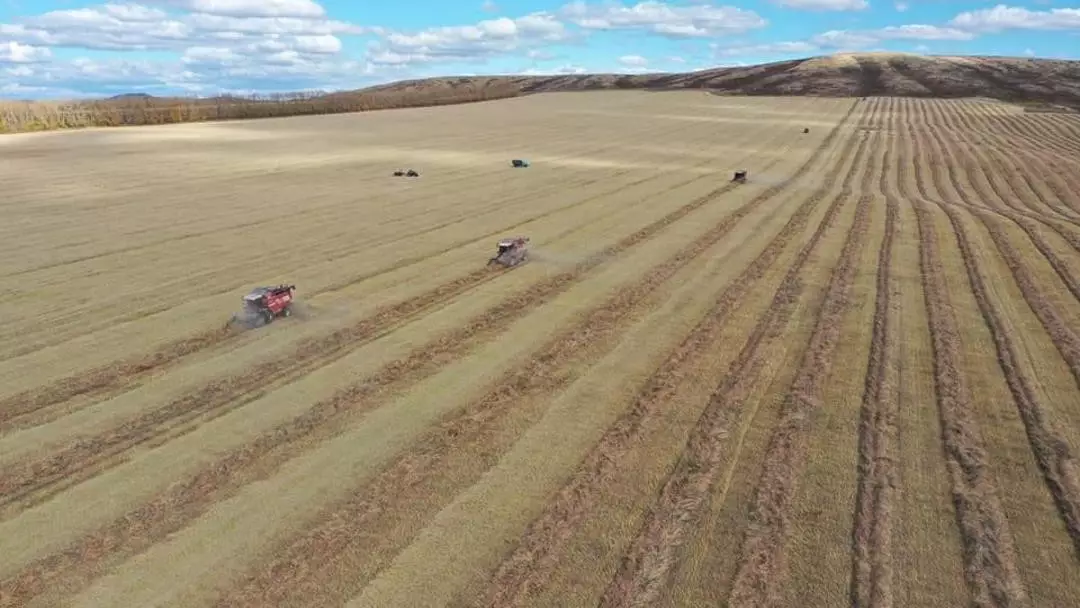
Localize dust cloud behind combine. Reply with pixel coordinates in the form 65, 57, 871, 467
1, 87, 1079, 608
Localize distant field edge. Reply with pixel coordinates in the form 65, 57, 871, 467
3, 52, 1079, 135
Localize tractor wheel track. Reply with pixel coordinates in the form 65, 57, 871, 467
722, 160, 876, 607
474, 100, 869, 608
219, 100, 868, 608
1, 110, 711, 277
0, 110, 803, 427
0, 116, 803, 439
0, 116, 717, 355
0, 101, 861, 607
0, 141, 782, 512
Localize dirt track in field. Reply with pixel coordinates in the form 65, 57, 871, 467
1, 91, 1079, 608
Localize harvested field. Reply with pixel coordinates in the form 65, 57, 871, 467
1, 90, 1079, 607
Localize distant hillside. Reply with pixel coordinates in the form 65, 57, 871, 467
362, 53, 1080, 109
4, 53, 1079, 135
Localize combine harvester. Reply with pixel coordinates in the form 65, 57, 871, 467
488, 237, 530, 267
511, 159, 530, 168
230, 284, 297, 328
393, 169, 420, 177
731, 169, 748, 183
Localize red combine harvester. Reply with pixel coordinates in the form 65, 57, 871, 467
234, 284, 296, 328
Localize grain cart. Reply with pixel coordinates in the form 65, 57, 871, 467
488, 237, 530, 267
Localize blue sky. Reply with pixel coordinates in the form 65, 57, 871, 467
0, 0, 1078, 98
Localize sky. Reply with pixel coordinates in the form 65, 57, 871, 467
0, 0, 1078, 99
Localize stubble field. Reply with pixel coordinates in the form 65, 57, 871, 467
1, 90, 1079, 608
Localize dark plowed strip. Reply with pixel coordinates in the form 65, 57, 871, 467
899, 105, 1028, 605
485, 103, 867, 608
850, 132, 901, 608
723, 193, 875, 605
0, 102, 861, 607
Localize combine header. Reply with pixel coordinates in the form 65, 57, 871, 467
231, 284, 296, 328
488, 237, 530, 267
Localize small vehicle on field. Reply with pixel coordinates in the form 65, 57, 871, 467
488, 237, 530, 267
232, 284, 296, 327
732, 169, 748, 183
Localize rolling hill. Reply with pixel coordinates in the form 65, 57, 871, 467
364, 52, 1080, 109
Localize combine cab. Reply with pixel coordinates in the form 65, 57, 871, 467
488, 237, 530, 267
511, 159, 530, 168
234, 284, 296, 327
731, 170, 747, 183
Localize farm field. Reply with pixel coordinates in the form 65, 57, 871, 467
1, 89, 1080, 607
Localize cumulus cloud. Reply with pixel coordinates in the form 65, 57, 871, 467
949, 5, 1080, 33
518, 64, 587, 75
0, 1, 378, 96
367, 12, 569, 65
810, 24, 974, 49
713, 40, 818, 57
714, 22, 973, 59
618, 54, 648, 67
561, 1, 766, 37
0, 41, 52, 63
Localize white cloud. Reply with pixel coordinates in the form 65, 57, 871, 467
0, 41, 52, 63
812, 24, 974, 48
518, 63, 587, 75
618, 54, 648, 67
713, 40, 818, 57
482, 0, 498, 13
561, 1, 766, 38
769, 0, 867, 10
895, 2, 908, 12
0, 1, 380, 96
949, 5, 1080, 33
713, 22, 975, 59
152, 0, 326, 18
368, 12, 569, 65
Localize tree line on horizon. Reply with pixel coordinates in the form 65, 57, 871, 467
0, 81, 526, 134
